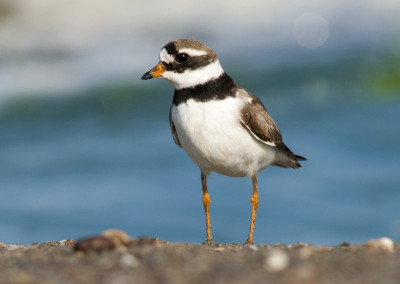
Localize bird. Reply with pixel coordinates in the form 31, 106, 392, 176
141, 39, 306, 245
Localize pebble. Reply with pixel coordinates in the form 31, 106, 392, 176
7, 245, 26, 250
364, 237, 395, 253
264, 249, 290, 272
74, 236, 116, 253
213, 247, 225, 251
120, 253, 140, 268
102, 229, 131, 247
59, 239, 77, 246
244, 244, 259, 251
74, 229, 133, 253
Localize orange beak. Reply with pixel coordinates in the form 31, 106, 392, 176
141, 62, 165, 80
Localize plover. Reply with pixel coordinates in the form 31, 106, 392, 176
141, 39, 306, 245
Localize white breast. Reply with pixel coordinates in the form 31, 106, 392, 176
171, 96, 276, 177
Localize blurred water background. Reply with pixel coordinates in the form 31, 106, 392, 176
1, 0, 400, 245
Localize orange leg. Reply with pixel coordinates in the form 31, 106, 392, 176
201, 172, 214, 245
246, 175, 259, 244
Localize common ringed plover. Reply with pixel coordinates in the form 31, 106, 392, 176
142, 39, 306, 245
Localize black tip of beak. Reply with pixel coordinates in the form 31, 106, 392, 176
141, 72, 153, 80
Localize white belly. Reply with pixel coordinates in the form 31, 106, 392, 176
171, 97, 276, 177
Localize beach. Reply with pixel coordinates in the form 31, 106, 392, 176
1, 231, 398, 284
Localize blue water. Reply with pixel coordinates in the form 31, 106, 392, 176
1, 60, 399, 246
1, 0, 400, 247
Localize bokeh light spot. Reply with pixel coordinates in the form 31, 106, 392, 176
293, 13, 330, 49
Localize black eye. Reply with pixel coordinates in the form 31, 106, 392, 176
175, 53, 189, 63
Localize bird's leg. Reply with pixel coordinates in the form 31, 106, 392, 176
201, 172, 214, 245
246, 175, 259, 244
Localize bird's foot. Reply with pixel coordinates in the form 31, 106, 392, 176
202, 239, 215, 246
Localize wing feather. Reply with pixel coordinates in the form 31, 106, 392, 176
239, 91, 283, 146
238, 90, 306, 168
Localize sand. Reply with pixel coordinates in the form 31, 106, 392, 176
0, 231, 399, 284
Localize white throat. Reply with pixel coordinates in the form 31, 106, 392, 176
162, 60, 225, 90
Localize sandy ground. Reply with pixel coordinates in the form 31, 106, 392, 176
0, 231, 399, 284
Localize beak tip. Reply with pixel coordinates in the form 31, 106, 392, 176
141, 72, 153, 80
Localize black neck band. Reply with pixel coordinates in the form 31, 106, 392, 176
173, 73, 237, 105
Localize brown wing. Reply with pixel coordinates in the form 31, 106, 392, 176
239, 92, 283, 146
169, 107, 182, 148
239, 90, 305, 168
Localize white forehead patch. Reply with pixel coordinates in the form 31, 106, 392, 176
178, 48, 208, 57
159, 47, 208, 64
159, 48, 175, 63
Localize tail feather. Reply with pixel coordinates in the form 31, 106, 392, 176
273, 143, 306, 169
295, 155, 307, 161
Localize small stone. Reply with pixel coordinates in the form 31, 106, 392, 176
213, 247, 225, 251
0, 241, 7, 248
7, 245, 25, 250
74, 236, 116, 253
102, 229, 131, 247
59, 239, 77, 246
244, 244, 258, 251
364, 237, 395, 253
120, 253, 140, 268
264, 249, 290, 272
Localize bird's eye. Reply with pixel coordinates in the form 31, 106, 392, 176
175, 53, 189, 63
